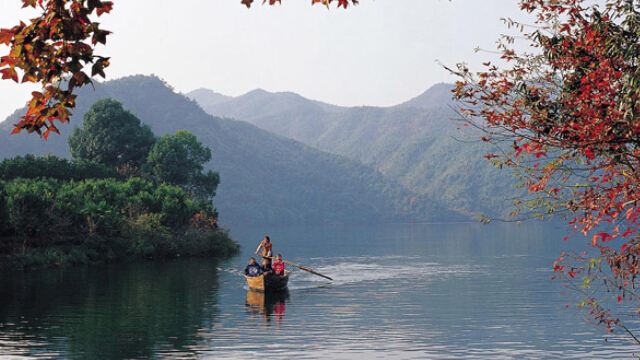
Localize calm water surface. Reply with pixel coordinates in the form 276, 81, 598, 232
1, 223, 639, 359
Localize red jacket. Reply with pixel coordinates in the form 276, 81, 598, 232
272, 260, 285, 275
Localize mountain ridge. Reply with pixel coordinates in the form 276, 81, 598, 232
188, 83, 518, 218
0, 75, 464, 226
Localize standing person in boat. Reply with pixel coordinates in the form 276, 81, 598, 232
260, 258, 273, 275
244, 257, 262, 277
272, 254, 286, 276
255, 235, 273, 259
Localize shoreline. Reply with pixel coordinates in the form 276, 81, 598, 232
0, 230, 240, 270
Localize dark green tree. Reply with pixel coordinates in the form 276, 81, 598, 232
68, 99, 156, 170
146, 130, 219, 200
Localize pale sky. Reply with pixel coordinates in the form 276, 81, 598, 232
0, 0, 529, 121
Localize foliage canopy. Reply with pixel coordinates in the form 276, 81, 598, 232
452, 0, 640, 338
69, 99, 156, 170
147, 130, 219, 200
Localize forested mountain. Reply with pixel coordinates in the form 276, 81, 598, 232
0, 75, 462, 226
188, 85, 518, 217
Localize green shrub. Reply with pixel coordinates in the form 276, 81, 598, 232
4, 179, 58, 243
128, 213, 175, 258
153, 183, 194, 228
70, 179, 129, 236
176, 228, 239, 257
0, 155, 116, 182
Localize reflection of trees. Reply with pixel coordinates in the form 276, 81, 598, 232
0, 259, 221, 359
245, 290, 288, 326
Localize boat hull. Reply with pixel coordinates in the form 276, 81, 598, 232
245, 271, 290, 292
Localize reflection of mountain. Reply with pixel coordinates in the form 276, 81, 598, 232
190, 84, 519, 217
0, 260, 221, 359
0, 75, 462, 226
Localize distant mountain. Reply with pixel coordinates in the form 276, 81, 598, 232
189, 84, 518, 218
189, 88, 344, 144
187, 88, 232, 107
397, 83, 456, 109
0, 76, 462, 226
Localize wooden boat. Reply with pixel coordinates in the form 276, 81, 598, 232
244, 270, 290, 292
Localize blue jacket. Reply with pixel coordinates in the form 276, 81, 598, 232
245, 264, 262, 277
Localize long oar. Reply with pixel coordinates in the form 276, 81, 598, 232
262, 256, 333, 281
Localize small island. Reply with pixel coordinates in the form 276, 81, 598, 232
0, 99, 238, 269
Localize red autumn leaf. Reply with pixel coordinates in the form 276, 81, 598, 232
96, 1, 113, 16
585, 148, 596, 160
1, 0, 117, 136
598, 232, 613, 242
515, 146, 523, 157
0, 67, 18, 82
21, 0, 38, 8
0, 29, 13, 45
21, 72, 37, 83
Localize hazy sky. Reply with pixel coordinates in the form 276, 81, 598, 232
0, 0, 528, 120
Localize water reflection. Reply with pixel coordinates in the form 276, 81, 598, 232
0, 259, 221, 359
245, 290, 288, 326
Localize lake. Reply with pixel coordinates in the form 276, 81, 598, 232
1, 222, 639, 359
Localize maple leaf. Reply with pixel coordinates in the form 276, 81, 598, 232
0, 29, 13, 45
0, 67, 18, 82
96, 1, 113, 16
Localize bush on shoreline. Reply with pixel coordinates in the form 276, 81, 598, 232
0, 177, 238, 270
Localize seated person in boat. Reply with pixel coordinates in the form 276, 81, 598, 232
260, 258, 273, 275
255, 235, 273, 258
244, 257, 262, 277
272, 254, 286, 276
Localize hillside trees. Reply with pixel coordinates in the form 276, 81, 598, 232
452, 0, 640, 338
146, 131, 220, 201
68, 99, 155, 171
0, 0, 357, 137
